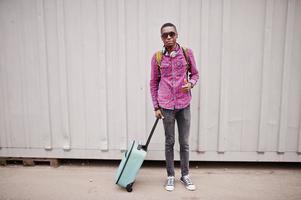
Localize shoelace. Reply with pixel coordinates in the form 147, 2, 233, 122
167, 177, 174, 186
182, 176, 192, 185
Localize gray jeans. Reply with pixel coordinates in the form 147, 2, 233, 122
161, 106, 191, 177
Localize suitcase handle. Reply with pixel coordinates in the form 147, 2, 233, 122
142, 118, 160, 151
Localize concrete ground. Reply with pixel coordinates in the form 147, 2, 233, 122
1, 160, 301, 200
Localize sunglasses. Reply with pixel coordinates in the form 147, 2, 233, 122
161, 31, 176, 39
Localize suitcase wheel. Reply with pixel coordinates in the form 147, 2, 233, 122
126, 183, 134, 192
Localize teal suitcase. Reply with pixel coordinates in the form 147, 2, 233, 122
115, 118, 159, 192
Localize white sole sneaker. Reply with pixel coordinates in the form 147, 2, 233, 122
165, 185, 174, 191
165, 176, 175, 191
180, 179, 196, 191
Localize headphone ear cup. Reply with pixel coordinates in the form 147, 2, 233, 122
170, 51, 177, 58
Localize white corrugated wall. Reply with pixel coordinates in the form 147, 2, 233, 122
0, 0, 301, 161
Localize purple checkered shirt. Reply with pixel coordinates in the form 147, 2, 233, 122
150, 45, 199, 110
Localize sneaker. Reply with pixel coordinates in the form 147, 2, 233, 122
165, 176, 175, 191
180, 175, 196, 191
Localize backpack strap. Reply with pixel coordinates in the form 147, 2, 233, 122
181, 47, 191, 71
155, 51, 163, 69
155, 51, 162, 80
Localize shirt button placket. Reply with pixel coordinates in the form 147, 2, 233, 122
171, 59, 176, 108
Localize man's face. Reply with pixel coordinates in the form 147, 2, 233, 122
161, 26, 178, 48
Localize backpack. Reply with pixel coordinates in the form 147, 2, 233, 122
155, 47, 191, 72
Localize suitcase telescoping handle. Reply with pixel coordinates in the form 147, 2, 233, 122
142, 118, 160, 151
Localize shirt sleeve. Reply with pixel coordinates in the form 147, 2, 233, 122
187, 48, 199, 86
150, 53, 160, 109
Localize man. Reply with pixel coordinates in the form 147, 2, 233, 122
150, 23, 199, 191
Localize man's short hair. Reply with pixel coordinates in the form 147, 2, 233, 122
160, 23, 177, 33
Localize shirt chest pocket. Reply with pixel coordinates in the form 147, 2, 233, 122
176, 59, 188, 75
160, 62, 172, 77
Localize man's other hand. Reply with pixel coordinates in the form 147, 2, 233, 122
155, 109, 164, 119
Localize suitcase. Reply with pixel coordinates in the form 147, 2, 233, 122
115, 118, 160, 192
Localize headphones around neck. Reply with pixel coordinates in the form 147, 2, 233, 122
162, 46, 177, 58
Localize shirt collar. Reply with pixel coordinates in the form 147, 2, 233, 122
163, 43, 180, 57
